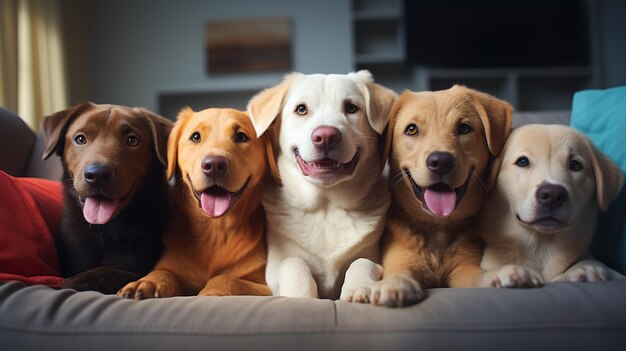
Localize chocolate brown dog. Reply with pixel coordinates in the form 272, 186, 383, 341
42, 102, 172, 294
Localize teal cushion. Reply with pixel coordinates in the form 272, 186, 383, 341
571, 86, 626, 274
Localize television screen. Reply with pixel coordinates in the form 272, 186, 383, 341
405, 0, 590, 68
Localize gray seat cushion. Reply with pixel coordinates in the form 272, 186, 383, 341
1, 280, 625, 350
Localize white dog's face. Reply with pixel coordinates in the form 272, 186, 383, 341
279, 74, 377, 187
247, 70, 397, 188
496, 124, 621, 234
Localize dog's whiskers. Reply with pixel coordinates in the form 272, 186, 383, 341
469, 169, 487, 194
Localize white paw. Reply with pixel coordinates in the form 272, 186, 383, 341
340, 258, 383, 304
562, 263, 610, 282
370, 275, 425, 308
341, 286, 372, 303
483, 265, 543, 288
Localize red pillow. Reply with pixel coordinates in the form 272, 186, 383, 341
0, 171, 63, 287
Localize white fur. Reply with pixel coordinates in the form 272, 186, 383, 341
262, 72, 392, 299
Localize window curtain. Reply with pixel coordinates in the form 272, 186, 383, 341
0, 0, 68, 132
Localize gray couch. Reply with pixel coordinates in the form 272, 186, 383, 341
1, 107, 625, 350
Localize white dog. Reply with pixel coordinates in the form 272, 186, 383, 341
480, 124, 624, 287
247, 70, 396, 300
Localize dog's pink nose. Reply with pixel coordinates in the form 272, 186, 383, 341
311, 126, 341, 152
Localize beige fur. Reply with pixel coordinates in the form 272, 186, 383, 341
480, 124, 624, 287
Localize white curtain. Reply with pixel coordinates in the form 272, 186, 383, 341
0, 0, 68, 131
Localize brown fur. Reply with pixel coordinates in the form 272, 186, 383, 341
118, 108, 278, 298
374, 86, 512, 307
41, 102, 172, 293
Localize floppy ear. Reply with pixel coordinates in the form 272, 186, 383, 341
587, 140, 624, 211
166, 107, 194, 180
354, 70, 398, 135
464, 86, 513, 157
262, 126, 282, 186
247, 73, 298, 137
135, 108, 173, 168
382, 90, 413, 170
41, 101, 95, 160
485, 145, 506, 191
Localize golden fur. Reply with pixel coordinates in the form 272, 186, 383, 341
373, 86, 512, 307
118, 108, 278, 298
480, 125, 624, 286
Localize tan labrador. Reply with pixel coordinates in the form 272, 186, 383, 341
480, 124, 624, 287
374, 85, 512, 307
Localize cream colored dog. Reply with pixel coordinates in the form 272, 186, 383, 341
247, 70, 396, 300
480, 124, 624, 287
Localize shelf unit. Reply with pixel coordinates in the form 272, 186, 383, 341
351, 0, 599, 112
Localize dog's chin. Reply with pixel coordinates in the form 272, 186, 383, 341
404, 169, 472, 219
77, 188, 134, 226
516, 214, 571, 234
294, 148, 360, 188
188, 175, 251, 218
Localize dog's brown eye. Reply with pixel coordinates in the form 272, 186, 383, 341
74, 134, 87, 145
515, 156, 530, 167
126, 135, 140, 147
295, 104, 308, 116
569, 160, 583, 172
404, 124, 418, 136
190, 132, 201, 143
235, 131, 249, 143
345, 102, 359, 114
457, 123, 472, 135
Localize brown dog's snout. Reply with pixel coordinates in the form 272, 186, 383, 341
84, 164, 116, 185
312, 126, 341, 152
426, 152, 455, 176
202, 156, 228, 180
536, 183, 568, 209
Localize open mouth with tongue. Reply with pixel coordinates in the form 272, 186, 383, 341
190, 176, 251, 218
404, 169, 472, 218
294, 148, 359, 178
81, 195, 122, 225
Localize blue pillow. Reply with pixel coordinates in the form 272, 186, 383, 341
571, 86, 626, 274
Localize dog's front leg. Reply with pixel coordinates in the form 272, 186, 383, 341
117, 269, 181, 299
555, 258, 625, 282
276, 257, 318, 298
198, 275, 272, 296
340, 258, 383, 303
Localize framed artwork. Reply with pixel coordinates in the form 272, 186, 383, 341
206, 17, 292, 74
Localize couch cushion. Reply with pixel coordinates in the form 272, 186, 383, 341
571, 86, 626, 274
0, 281, 624, 350
0, 171, 63, 287
0, 107, 36, 177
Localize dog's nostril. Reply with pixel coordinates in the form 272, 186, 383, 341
202, 156, 228, 178
84, 165, 115, 184
536, 184, 568, 209
426, 152, 455, 175
311, 126, 342, 151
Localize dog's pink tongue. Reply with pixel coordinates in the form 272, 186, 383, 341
201, 191, 231, 218
83, 197, 118, 225
424, 187, 456, 218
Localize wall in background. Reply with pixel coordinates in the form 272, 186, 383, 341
85, 0, 625, 116
89, 0, 353, 116
598, 0, 626, 88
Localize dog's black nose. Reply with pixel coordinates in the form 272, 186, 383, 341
84, 164, 115, 185
311, 126, 341, 152
536, 183, 568, 209
426, 152, 455, 176
202, 156, 228, 179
